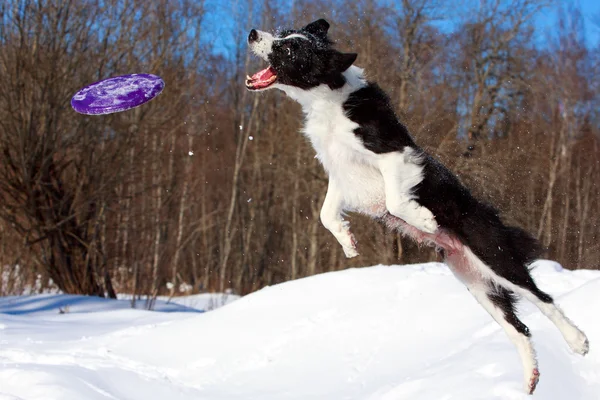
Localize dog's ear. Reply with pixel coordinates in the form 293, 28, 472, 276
322, 51, 358, 89
331, 52, 357, 72
304, 19, 330, 38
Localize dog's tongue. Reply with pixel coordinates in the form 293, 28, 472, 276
251, 66, 275, 81
247, 66, 277, 89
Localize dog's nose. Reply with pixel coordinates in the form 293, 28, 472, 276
248, 29, 258, 43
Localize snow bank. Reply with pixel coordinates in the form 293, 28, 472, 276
1, 261, 598, 400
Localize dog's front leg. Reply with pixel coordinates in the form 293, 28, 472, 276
320, 178, 359, 258
378, 151, 438, 234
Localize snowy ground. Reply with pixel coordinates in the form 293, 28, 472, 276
1, 261, 598, 400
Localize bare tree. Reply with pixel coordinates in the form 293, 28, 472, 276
458, 0, 551, 149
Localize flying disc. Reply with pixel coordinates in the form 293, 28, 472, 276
71, 74, 165, 115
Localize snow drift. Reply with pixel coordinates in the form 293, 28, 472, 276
1, 261, 598, 400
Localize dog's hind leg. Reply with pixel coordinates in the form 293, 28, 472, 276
465, 248, 589, 356
468, 283, 540, 394
460, 245, 589, 357
507, 282, 589, 356
445, 248, 539, 394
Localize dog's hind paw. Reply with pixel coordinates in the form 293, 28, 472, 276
526, 368, 540, 395
568, 331, 589, 356
580, 337, 590, 356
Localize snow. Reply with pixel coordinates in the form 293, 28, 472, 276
1, 260, 599, 400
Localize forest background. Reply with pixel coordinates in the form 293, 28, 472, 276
0, 0, 598, 301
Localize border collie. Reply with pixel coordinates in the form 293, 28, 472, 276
246, 19, 589, 394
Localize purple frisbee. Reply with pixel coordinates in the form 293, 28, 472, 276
71, 73, 165, 115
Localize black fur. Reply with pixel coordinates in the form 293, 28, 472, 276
487, 286, 531, 337
302, 19, 330, 39
343, 84, 416, 152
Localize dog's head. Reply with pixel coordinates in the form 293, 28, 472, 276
246, 19, 357, 92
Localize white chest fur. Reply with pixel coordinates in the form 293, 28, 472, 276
278, 67, 388, 215
304, 98, 386, 214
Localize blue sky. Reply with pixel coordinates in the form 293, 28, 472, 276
535, 0, 600, 47
201, 0, 600, 58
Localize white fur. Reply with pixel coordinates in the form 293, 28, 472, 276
531, 299, 589, 355
250, 30, 275, 61
251, 31, 309, 61
320, 179, 359, 258
278, 33, 309, 41
378, 151, 437, 234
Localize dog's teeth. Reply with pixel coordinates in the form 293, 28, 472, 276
246, 75, 252, 80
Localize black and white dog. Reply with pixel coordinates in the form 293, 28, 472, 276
246, 19, 589, 394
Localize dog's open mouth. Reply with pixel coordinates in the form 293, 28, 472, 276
246, 66, 277, 90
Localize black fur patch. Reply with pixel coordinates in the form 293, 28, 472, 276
343, 83, 416, 152
303, 19, 330, 39
487, 286, 531, 337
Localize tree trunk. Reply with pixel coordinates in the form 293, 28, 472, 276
149, 131, 163, 307
307, 192, 323, 276
219, 95, 260, 291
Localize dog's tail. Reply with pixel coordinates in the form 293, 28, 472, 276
456, 201, 552, 303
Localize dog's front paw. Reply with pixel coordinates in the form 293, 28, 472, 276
340, 225, 359, 258
419, 214, 438, 234
404, 203, 438, 234
343, 245, 359, 258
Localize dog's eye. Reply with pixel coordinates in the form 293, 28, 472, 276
278, 41, 294, 57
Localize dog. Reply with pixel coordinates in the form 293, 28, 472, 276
246, 19, 589, 394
